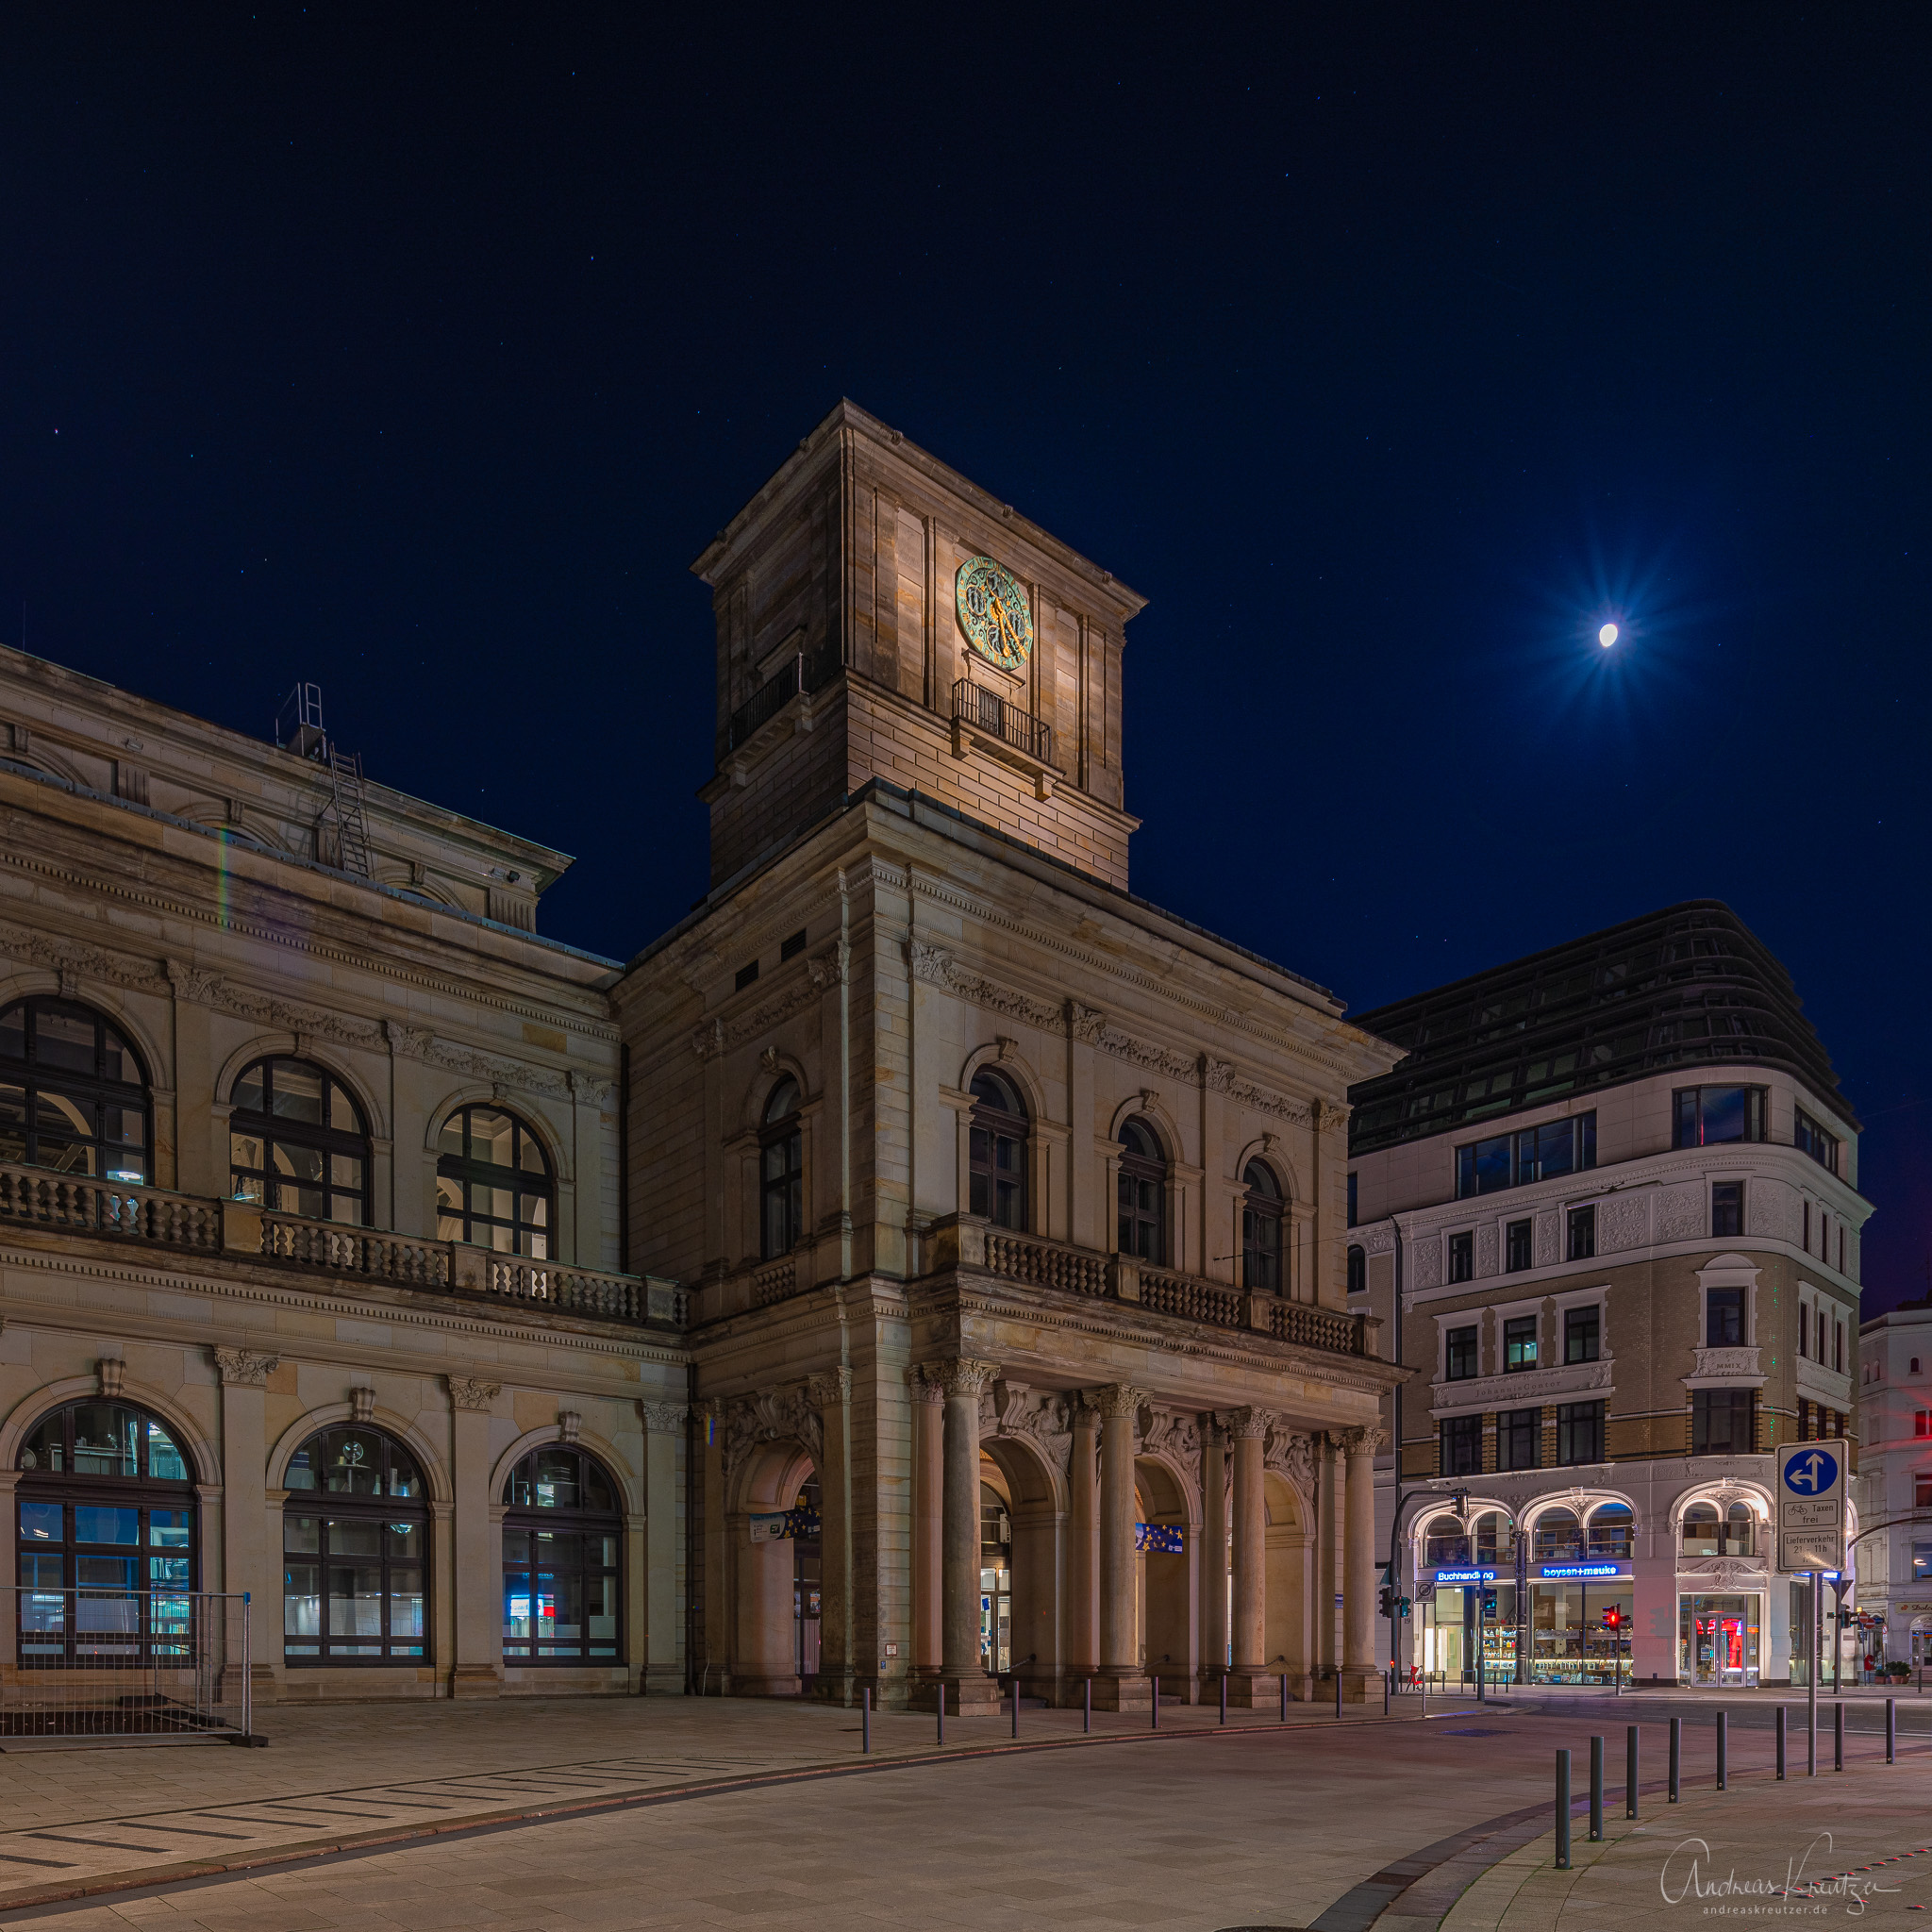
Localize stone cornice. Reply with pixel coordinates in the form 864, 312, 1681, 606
1430, 1357, 1614, 1417
691, 947, 846, 1059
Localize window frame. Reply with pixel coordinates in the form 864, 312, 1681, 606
1705, 1286, 1746, 1348
0, 996, 152, 1185
1690, 1387, 1755, 1456
1503, 1314, 1539, 1372
281, 1425, 431, 1667
1240, 1159, 1284, 1293
1673, 1085, 1767, 1149
1439, 1414, 1480, 1477
1447, 1231, 1474, 1283
1555, 1399, 1606, 1466
501, 1444, 625, 1666
228, 1056, 370, 1225
1505, 1217, 1533, 1273
1498, 1406, 1541, 1472
967, 1070, 1029, 1233
1567, 1203, 1596, 1261
1115, 1118, 1168, 1265
1444, 1324, 1479, 1381
1710, 1180, 1744, 1240
1563, 1304, 1601, 1364
1345, 1242, 1366, 1297
1454, 1112, 1597, 1199
1794, 1108, 1840, 1174
436, 1106, 555, 1257
759, 1078, 805, 1260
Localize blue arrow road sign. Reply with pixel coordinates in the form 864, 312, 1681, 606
1783, 1449, 1840, 1495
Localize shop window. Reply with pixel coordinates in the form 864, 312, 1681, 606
1567, 1204, 1595, 1261
1710, 1182, 1743, 1240
0, 996, 151, 1184
15, 1400, 194, 1666
1504, 1316, 1538, 1372
1706, 1288, 1745, 1348
1346, 1243, 1366, 1296
1674, 1086, 1767, 1149
1240, 1159, 1283, 1292
282, 1426, 428, 1664
968, 1070, 1029, 1232
1691, 1389, 1754, 1457
1448, 1232, 1474, 1283
1499, 1407, 1541, 1472
229, 1057, 369, 1224
1115, 1118, 1167, 1264
1532, 1508, 1584, 1562
501, 1445, 623, 1664
759, 1076, 804, 1259
1564, 1305, 1600, 1363
1439, 1415, 1480, 1477
1556, 1400, 1605, 1466
436, 1107, 553, 1257
1506, 1219, 1533, 1273
1586, 1503, 1633, 1559
1444, 1325, 1478, 1381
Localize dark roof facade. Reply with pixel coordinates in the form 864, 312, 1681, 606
1347, 901, 1855, 1158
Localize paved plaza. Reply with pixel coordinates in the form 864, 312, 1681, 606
0, 1689, 1926, 1928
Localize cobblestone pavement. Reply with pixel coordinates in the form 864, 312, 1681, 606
0, 1691, 1925, 1929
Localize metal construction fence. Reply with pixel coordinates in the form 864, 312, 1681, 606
2, 1589, 252, 1740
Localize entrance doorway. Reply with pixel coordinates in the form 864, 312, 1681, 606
1680, 1593, 1759, 1686
979, 1481, 1010, 1675
793, 1476, 822, 1686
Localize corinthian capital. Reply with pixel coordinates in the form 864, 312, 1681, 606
1224, 1406, 1275, 1440
1087, 1382, 1146, 1421
807, 1366, 854, 1409
933, 1357, 1000, 1399
906, 1365, 946, 1407
212, 1346, 279, 1388
1338, 1425, 1387, 1457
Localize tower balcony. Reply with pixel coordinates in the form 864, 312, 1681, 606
951, 678, 1058, 798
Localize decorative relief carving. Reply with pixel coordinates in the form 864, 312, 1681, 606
904, 1365, 945, 1407
1750, 1179, 1801, 1244
97, 1357, 125, 1399
1657, 1184, 1706, 1244
1337, 1425, 1387, 1457
173, 968, 389, 1053
447, 1375, 501, 1411
1355, 1224, 1394, 1257
1598, 1192, 1650, 1254
1203, 1057, 1234, 1094
691, 949, 847, 1059
211, 1346, 278, 1388
1216, 1066, 1314, 1128
0, 919, 170, 997
807, 1366, 854, 1409
932, 1357, 1001, 1400
1092, 1023, 1198, 1085
1067, 1001, 1106, 1044
1690, 1346, 1762, 1380
906, 941, 1062, 1031
1313, 1099, 1352, 1135
1475, 1224, 1499, 1278
558, 1408, 583, 1444
722, 1385, 824, 1475
387, 1021, 570, 1100
1534, 1213, 1559, 1269
1138, 1407, 1201, 1490
1262, 1422, 1314, 1497
979, 1380, 1074, 1474
1410, 1241, 1442, 1291
568, 1071, 615, 1108
349, 1385, 376, 1424
639, 1401, 688, 1434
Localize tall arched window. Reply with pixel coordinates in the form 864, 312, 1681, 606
1587, 1502, 1634, 1559
1681, 1500, 1755, 1557
1116, 1117, 1167, 1264
1241, 1160, 1283, 1291
0, 997, 150, 1183
760, 1076, 804, 1259
969, 1069, 1028, 1230
282, 1426, 428, 1663
502, 1445, 623, 1664
16, 1400, 194, 1664
437, 1107, 554, 1255
1346, 1244, 1367, 1296
1532, 1507, 1584, 1562
229, 1058, 369, 1224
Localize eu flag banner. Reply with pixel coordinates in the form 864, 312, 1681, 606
1136, 1522, 1183, 1554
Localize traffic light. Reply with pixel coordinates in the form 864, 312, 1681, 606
1452, 1488, 1471, 1523
1399, 1596, 1412, 1620
1603, 1607, 1624, 1632
1378, 1586, 1396, 1619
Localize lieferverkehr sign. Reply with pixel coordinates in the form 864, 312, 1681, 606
1777, 1441, 1847, 1573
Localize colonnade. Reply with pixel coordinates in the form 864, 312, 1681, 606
910, 1359, 1385, 1709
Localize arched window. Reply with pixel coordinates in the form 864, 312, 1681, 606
1423, 1513, 1470, 1568
1116, 1117, 1167, 1264
969, 1069, 1028, 1230
436, 1107, 554, 1256
760, 1076, 804, 1259
1587, 1503, 1634, 1559
282, 1426, 428, 1664
1681, 1500, 1755, 1557
229, 1058, 369, 1224
1241, 1160, 1283, 1292
16, 1400, 194, 1664
1532, 1507, 1583, 1562
0, 997, 150, 1183
502, 1445, 623, 1664
1346, 1243, 1367, 1296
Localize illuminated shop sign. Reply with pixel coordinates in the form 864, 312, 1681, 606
1431, 1568, 1496, 1585
1539, 1564, 1623, 1580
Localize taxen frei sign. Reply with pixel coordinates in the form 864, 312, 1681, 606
1777, 1440, 1847, 1574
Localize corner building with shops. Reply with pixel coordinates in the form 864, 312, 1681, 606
0, 400, 1405, 1717
1345, 904, 1870, 1690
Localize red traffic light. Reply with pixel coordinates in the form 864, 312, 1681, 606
1602, 1607, 1624, 1630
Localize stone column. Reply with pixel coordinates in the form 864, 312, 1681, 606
640, 1401, 685, 1695
937, 1358, 1001, 1712
1340, 1426, 1384, 1703
448, 1375, 503, 1699
908, 1369, 944, 1692
1317, 1433, 1340, 1685
1226, 1407, 1273, 1705
808, 1367, 855, 1706
213, 1348, 279, 1704
1199, 1415, 1227, 1693
1091, 1383, 1150, 1710
1068, 1396, 1099, 1689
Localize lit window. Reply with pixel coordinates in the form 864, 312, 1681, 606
501, 1446, 623, 1665
1504, 1315, 1539, 1372
0, 997, 150, 1184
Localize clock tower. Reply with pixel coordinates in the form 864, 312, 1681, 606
691, 400, 1144, 891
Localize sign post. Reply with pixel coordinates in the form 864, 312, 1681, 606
1779, 1441, 1846, 1776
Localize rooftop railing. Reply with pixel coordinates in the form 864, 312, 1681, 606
727, 641, 842, 751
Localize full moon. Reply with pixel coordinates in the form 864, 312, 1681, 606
1599, 623, 1619, 647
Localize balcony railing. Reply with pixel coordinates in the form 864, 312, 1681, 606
0, 1160, 681, 1331
727, 642, 841, 750
952, 678, 1053, 767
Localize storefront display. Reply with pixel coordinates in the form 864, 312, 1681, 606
1680, 1593, 1760, 1686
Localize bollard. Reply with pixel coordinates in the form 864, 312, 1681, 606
937, 1693, 944, 1747
862, 1687, 871, 1755
1011, 1680, 1019, 1740
1888, 1696, 1897, 1764
1669, 1716, 1681, 1803
1716, 1709, 1726, 1791
1220, 1674, 1227, 1726
1152, 1675, 1159, 1731
1084, 1676, 1091, 1736
1336, 1670, 1343, 1720
1777, 1705, 1787, 1780
1626, 1724, 1640, 1820
1555, 1750, 1572, 1870
1280, 1673, 1288, 1724
1834, 1700, 1843, 1773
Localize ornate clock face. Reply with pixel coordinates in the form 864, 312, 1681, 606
955, 557, 1034, 675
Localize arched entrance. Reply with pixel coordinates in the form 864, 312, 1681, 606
978, 1436, 1063, 1701
731, 1439, 817, 1696
1137, 1457, 1194, 1700
1264, 1471, 1313, 1697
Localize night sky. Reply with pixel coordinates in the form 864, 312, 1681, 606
1, 10, 1926, 1303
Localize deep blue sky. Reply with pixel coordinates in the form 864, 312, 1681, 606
1, 8, 1926, 1304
